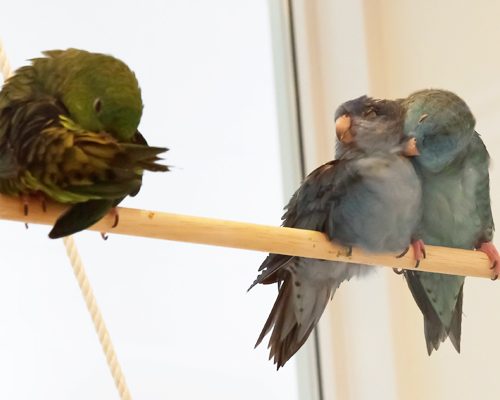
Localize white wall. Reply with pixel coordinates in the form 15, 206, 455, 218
291, 1, 500, 399
364, 2, 500, 399
0, 1, 299, 399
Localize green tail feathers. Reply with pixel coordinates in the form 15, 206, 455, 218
118, 143, 169, 172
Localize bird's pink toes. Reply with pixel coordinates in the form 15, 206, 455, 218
478, 241, 500, 280
412, 239, 426, 268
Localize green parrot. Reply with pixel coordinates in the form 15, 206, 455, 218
0, 49, 168, 238
400, 89, 499, 354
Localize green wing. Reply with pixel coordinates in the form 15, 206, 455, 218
48, 129, 168, 238
0, 96, 168, 237
17, 115, 167, 203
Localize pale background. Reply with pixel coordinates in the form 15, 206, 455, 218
2, 1, 500, 399
290, 0, 500, 399
0, 1, 300, 399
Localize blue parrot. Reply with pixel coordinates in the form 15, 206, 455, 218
400, 89, 499, 354
250, 96, 423, 368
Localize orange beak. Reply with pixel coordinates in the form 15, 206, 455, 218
403, 137, 420, 156
335, 114, 354, 144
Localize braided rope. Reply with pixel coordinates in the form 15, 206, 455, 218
63, 237, 132, 400
0, 40, 132, 399
0, 39, 13, 79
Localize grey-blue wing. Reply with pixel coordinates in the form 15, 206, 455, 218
471, 132, 494, 243
282, 160, 355, 230
251, 159, 357, 287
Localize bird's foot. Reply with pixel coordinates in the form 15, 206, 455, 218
36, 192, 47, 213
344, 245, 352, 257
110, 207, 119, 228
336, 245, 352, 257
21, 192, 47, 229
411, 239, 426, 268
393, 247, 409, 274
396, 247, 409, 258
393, 239, 426, 274
99, 208, 119, 241
21, 194, 29, 229
478, 241, 500, 280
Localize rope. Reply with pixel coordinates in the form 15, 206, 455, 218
0, 40, 132, 399
63, 237, 132, 400
0, 39, 13, 79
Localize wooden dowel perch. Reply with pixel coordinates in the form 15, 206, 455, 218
0, 194, 492, 279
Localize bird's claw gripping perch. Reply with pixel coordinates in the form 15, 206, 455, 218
393, 239, 426, 274
396, 247, 410, 258
345, 246, 352, 257
412, 239, 426, 268
478, 241, 500, 280
393, 247, 409, 274
111, 208, 119, 228
22, 193, 47, 229
100, 208, 119, 241
22, 195, 30, 229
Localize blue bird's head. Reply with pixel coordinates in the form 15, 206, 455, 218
402, 89, 476, 174
334, 96, 412, 157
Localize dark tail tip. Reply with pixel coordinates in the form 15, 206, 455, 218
48, 224, 71, 239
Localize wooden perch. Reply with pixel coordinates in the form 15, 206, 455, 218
0, 194, 492, 279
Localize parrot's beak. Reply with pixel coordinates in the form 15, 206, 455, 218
403, 137, 420, 156
335, 114, 353, 143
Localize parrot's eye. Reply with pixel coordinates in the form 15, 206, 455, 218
418, 113, 429, 123
93, 98, 103, 113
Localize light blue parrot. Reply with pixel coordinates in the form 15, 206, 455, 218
400, 89, 499, 354
250, 96, 423, 368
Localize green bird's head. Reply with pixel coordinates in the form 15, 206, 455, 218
40, 49, 143, 141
